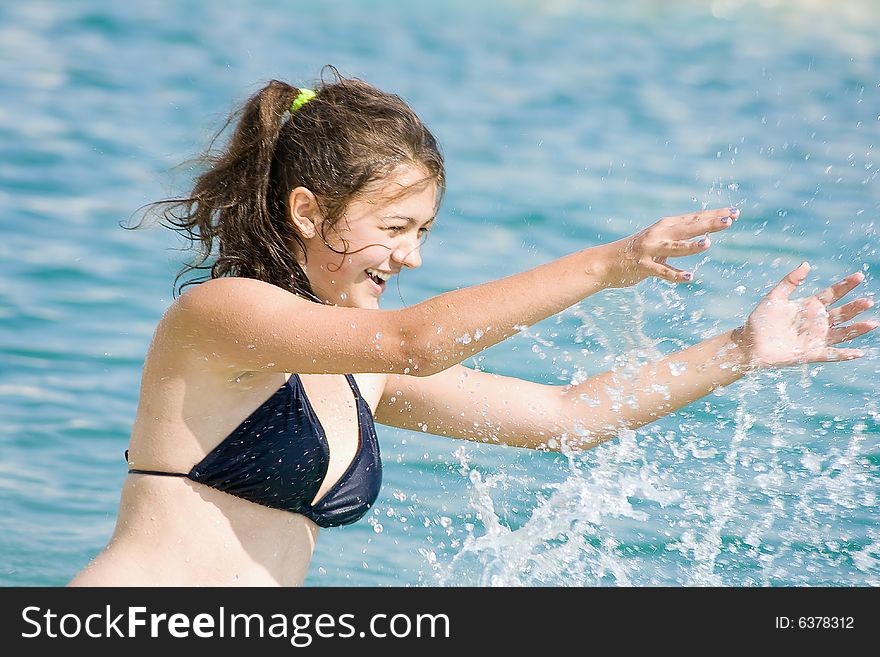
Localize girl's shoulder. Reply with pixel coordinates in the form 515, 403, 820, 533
175, 276, 289, 305
153, 276, 413, 378
166, 277, 306, 327
149, 277, 296, 371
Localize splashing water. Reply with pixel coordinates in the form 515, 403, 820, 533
428, 288, 879, 587
431, 429, 684, 586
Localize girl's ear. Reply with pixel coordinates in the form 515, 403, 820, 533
289, 187, 321, 239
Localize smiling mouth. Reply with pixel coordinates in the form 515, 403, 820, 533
366, 270, 388, 291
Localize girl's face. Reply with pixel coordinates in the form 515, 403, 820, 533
293, 165, 437, 309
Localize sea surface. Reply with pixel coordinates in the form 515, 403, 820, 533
1, 0, 878, 586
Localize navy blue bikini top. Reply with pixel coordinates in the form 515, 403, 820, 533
126, 373, 382, 528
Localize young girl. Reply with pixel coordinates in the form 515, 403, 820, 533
69, 75, 876, 587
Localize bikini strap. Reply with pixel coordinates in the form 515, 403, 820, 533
344, 374, 364, 403
291, 372, 361, 402
128, 468, 190, 478
125, 450, 190, 478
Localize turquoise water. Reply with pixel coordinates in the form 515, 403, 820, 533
1, 0, 878, 586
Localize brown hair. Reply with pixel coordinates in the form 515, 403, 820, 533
137, 68, 445, 298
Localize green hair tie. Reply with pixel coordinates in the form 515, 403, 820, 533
290, 88, 316, 113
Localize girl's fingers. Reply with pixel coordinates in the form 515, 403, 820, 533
642, 259, 692, 283
654, 236, 711, 257
816, 271, 865, 306
665, 207, 738, 240
828, 297, 874, 326
827, 320, 880, 345
767, 262, 811, 301
812, 347, 865, 362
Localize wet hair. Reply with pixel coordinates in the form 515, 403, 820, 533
136, 68, 445, 299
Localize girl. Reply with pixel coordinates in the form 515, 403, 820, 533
69, 75, 876, 586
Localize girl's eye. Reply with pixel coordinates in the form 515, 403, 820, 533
385, 225, 430, 242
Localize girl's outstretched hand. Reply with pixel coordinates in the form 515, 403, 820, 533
734, 262, 878, 369
604, 207, 739, 288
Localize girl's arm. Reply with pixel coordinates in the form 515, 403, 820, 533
376, 264, 876, 450
404, 208, 735, 375
171, 208, 736, 376
375, 333, 745, 450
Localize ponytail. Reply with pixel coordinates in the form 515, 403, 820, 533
149, 80, 320, 298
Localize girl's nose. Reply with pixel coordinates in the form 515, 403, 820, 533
391, 241, 422, 269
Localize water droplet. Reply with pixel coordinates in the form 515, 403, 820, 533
650, 383, 671, 399
419, 548, 437, 564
